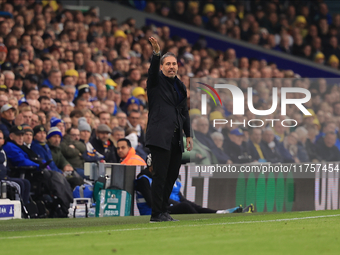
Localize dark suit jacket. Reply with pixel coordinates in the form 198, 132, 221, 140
248, 140, 261, 161
316, 139, 340, 162
146, 54, 191, 152
260, 141, 283, 163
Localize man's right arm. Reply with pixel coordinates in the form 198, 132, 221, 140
147, 54, 160, 89
147, 37, 161, 89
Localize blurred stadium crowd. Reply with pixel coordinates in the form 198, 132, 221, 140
0, 0, 338, 186
121, 0, 340, 69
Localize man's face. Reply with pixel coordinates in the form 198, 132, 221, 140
161, 56, 178, 78
250, 129, 262, 144
92, 102, 101, 115
49, 71, 61, 87
99, 113, 110, 125
262, 131, 274, 143
31, 114, 40, 128
121, 88, 131, 103
56, 122, 65, 135
0, 95, 8, 107
97, 85, 107, 100
288, 132, 298, 145
324, 133, 337, 148
113, 131, 125, 142
75, 52, 84, 66
0, 52, 6, 63
116, 112, 127, 127
76, 100, 87, 110
40, 87, 51, 98
12, 90, 22, 100
35, 60, 43, 74
23, 131, 33, 145
22, 110, 32, 125
2, 108, 15, 121
117, 141, 130, 159
0, 132, 4, 146
26, 90, 39, 100
4, 73, 14, 88
230, 134, 243, 146
40, 99, 51, 112
9, 49, 19, 64
127, 103, 139, 113
71, 116, 80, 127
197, 118, 209, 134
80, 130, 91, 142
128, 112, 140, 127
78, 72, 86, 85
69, 128, 80, 141
34, 131, 46, 143
48, 134, 61, 147
11, 133, 24, 145
97, 131, 110, 143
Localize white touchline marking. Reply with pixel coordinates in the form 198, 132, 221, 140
0, 214, 339, 240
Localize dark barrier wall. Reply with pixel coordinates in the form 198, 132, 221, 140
146, 18, 340, 78
182, 171, 340, 213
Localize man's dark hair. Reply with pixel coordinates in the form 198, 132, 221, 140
112, 126, 124, 135
70, 109, 83, 118
41, 57, 51, 62
48, 69, 60, 77
160, 52, 176, 64
39, 85, 50, 91
66, 126, 79, 135
11, 86, 21, 91
98, 111, 110, 118
26, 88, 38, 95
7, 46, 19, 55
38, 95, 50, 102
53, 86, 64, 92
20, 33, 31, 42
75, 97, 86, 106
127, 109, 140, 116
62, 75, 72, 83
117, 138, 131, 148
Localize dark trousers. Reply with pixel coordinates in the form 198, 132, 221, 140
168, 199, 217, 214
7, 177, 31, 205
149, 130, 182, 217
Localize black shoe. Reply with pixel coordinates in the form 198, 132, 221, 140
163, 212, 179, 222
150, 213, 171, 223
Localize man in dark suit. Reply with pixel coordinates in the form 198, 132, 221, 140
146, 37, 193, 223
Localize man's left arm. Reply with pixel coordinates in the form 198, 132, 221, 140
182, 103, 193, 151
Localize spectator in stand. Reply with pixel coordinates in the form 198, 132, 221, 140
224, 128, 252, 163
248, 128, 266, 162
0, 104, 16, 138
90, 124, 118, 163
131, 1, 340, 69
194, 116, 231, 164
117, 138, 146, 166
46, 127, 83, 188
127, 109, 145, 146
0, 129, 31, 205
60, 126, 86, 177
316, 132, 340, 161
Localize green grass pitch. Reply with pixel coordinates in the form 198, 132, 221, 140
0, 210, 339, 255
